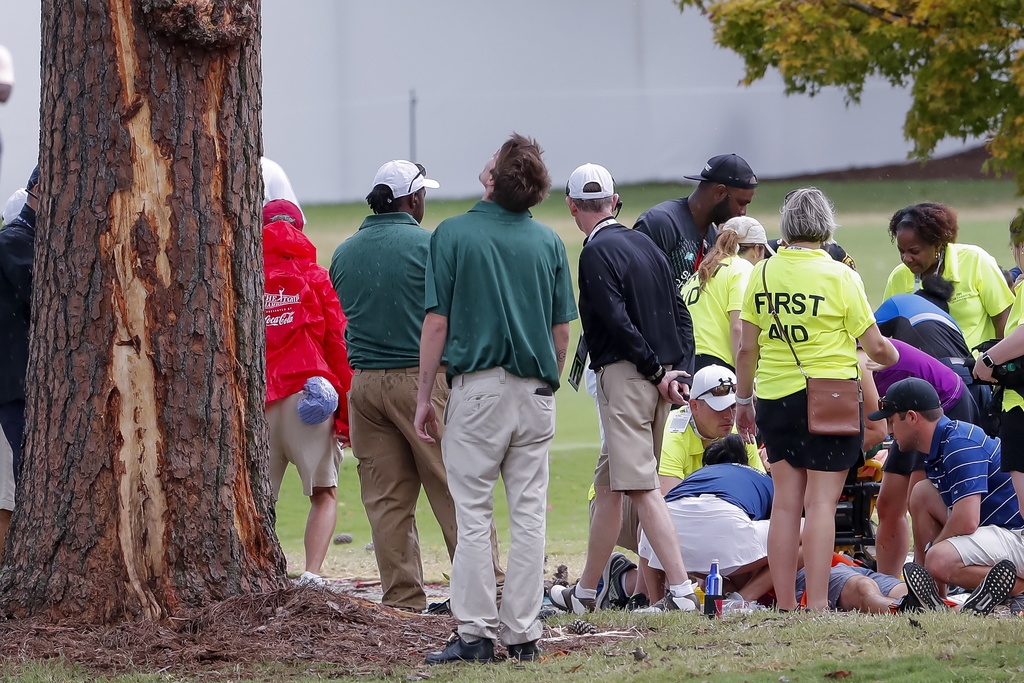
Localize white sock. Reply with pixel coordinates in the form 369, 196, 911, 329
575, 586, 597, 600
669, 580, 696, 598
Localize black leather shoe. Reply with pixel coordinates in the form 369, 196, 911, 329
424, 636, 494, 665
507, 640, 542, 661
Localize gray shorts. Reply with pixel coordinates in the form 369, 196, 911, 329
795, 563, 902, 610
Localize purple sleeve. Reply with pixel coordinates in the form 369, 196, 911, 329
873, 339, 963, 405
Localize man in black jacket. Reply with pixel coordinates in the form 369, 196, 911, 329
550, 163, 700, 614
0, 164, 36, 556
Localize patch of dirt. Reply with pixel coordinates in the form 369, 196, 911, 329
0, 587, 644, 678
771, 145, 1005, 182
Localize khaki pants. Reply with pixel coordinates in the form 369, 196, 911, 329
443, 367, 554, 645
350, 367, 457, 611
350, 367, 503, 611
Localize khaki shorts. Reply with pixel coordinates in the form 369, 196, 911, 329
267, 391, 343, 498
594, 361, 669, 492
945, 525, 1024, 575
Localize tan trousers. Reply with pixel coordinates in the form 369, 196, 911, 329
443, 367, 554, 645
350, 366, 503, 611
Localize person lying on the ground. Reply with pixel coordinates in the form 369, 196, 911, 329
870, 377, 1024, 603
598, 552, 909, 614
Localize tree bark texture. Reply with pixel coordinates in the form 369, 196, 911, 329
0, 0, 286, 622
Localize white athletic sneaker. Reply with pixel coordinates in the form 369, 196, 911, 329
549, 583, 596, 614
633, 582, 700, 613
294, 571, 326, 587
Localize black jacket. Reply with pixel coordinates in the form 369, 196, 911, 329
0, 204, 35, 403
578, 223, 693, 379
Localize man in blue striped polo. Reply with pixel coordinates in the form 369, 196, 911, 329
870, 378, 1023, 614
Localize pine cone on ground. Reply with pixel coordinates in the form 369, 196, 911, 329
566, 618, 596, 635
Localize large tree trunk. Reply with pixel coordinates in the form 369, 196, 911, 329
0, 0, 286, 622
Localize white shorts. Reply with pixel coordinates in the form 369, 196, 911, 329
945, 525, 1024, 576
638, 494, 769, 575
0, 423, 12, 510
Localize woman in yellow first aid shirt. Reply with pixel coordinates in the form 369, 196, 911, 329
735, 187, 898, 612
883, 202, 1012, 351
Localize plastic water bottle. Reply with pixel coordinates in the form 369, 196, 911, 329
704, 559, 723, 618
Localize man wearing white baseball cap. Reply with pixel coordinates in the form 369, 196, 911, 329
551, 163, 701, 614
332, 159, 474, 613
658, 365, 765, 495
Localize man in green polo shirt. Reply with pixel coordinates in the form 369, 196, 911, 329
415, 134, 577, 665
333, 160, 476, 614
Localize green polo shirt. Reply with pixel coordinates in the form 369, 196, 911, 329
425, 200, 578, 389
331, 212, 435, 369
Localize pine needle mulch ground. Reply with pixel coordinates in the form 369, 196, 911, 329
0, 587, 641, 679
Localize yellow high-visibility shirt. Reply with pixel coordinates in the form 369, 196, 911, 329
882, 242, 1013, 351
659, 422, 764, 481
680, 256, 752, 366
741, 247, 873, 400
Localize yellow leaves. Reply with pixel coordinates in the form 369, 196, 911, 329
684, 0, 1024, 197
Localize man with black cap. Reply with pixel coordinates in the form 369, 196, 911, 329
550, 163, 701, 614
635, 153, 757, 287
869, 377, 1024, 614
0, 165, 37, 556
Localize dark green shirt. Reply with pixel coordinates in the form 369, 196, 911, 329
331, 212, 433, 369
425, 201, 578, 389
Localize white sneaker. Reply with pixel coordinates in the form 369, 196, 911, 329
294, 571, 326, 587
633, 581, 700, 613
549, 583, 596, 614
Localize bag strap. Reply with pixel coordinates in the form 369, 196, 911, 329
761, 259, 809, 380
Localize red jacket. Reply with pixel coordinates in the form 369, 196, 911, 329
264, 220, 352, 440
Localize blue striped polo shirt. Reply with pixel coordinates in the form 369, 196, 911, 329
924, 416, 1023, 529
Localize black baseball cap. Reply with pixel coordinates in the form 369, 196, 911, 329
684, 154, 758, 189
867, 378, 941, 421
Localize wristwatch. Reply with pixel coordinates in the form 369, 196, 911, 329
646, 366, 666, 384
981, 352, 996, 369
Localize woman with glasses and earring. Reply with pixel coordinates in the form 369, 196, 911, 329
972, 213, 1024, 520
735, 187, 898, 612
882, 202, 1012, 352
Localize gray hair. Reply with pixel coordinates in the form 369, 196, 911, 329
779, 187, 837, 244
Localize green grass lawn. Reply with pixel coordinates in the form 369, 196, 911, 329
279, 178, 1022, 582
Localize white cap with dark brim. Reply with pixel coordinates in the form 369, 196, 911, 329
371, 160, 440, 199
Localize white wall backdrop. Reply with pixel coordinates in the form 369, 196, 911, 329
1, 0, 972, 206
